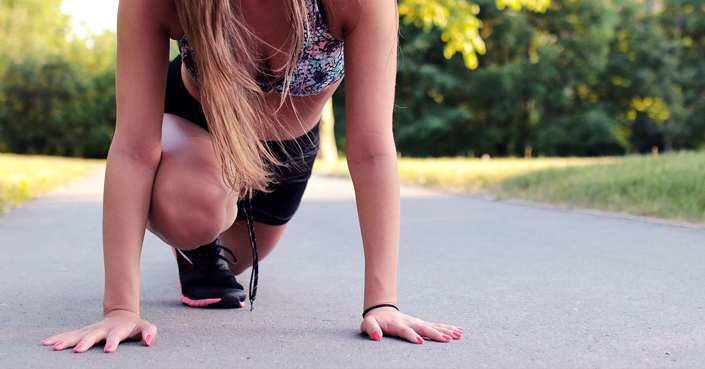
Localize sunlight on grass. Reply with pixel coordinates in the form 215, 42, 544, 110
313, 156, 614, 192
499, 151, 705, 223
0, 154, 104, 214
313, 152, 704, 223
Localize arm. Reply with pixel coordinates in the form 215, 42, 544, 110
342, 0, 462, 343
103, 0, 172, 319
343, 0, 399, 314
42, 0, 174, 353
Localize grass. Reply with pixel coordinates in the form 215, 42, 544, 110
313, 151, 705, 224
3, 152, 702, 223
498, 151, 705, 223
0, 154, 104, 214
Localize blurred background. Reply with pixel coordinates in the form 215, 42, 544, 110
0, 0, 703, 222
1, 0, 703, 158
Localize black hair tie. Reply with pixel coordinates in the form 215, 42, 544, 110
362, 304, 399, 318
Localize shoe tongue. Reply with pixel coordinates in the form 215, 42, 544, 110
198, 245, 223, 265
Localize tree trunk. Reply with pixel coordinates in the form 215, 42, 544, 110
318, 98, 338, 163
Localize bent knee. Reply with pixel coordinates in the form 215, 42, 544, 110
149, 173, 237, 249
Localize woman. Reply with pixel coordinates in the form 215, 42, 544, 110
42, 0, 463, 353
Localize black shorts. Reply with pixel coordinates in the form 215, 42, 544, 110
164, 55, 319, 226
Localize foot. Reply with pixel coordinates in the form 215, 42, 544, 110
174, 239, 247, 308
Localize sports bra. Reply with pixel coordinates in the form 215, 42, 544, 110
177, 0, 345, 96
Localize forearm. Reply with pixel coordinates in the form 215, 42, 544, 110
348, 153, 400, 310
102, 147, 160, 316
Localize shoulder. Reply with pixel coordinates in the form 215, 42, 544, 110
320, 0, 397, 39
117, 0, 182, 40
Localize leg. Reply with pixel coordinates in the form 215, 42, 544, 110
147, 113, 239, 250
219, 179, 314, 275
220, 221, 289, 276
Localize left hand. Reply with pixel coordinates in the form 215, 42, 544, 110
360, 306, 463, 344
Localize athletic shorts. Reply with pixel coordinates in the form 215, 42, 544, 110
164, 55, 319, 226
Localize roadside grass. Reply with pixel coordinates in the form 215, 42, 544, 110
313, 156, 615, 192
313, 151, 705, 224
498, 151, 705, 223
0, 154, 104, 214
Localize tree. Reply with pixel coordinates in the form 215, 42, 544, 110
0, 0, 70, 73
0, 0, 117, 157
326, 0, 552, 157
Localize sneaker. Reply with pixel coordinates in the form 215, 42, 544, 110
173, 239, 247, 308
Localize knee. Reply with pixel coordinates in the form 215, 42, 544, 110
149, 175, 236, 249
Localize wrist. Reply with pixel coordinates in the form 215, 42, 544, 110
103, 308, 140, 318
363, 286, 396, 312
362, 304, 398, 318
103, 296, 140, 317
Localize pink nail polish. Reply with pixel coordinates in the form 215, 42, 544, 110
105, 345, 112, 352
145, 335, 153, 346
74, 344, 83, 352
457, 327, 465, 331
442, 334, 452, 340
53, 342, 62, 350
41, 339, 49, 344
372, 331, 382, 341
452, 332, 462, 338
416, 336, 424, 344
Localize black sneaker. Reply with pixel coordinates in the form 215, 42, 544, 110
173, 239, 247, 308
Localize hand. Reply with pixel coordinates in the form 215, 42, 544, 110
360, 306, 463, 344
41, 309, 157, 353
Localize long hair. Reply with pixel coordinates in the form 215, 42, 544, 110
174, 0, 311, 197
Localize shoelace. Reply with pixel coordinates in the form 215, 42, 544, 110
243, 196, 259, 311
176, 242, 236, 268
210, 243, 238, 267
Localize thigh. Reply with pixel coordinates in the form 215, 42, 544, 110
147, 113, 239, 249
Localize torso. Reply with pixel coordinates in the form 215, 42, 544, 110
163, 0, 352, 141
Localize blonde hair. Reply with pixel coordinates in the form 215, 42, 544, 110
174, 0, 312, 197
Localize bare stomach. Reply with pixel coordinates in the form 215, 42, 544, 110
181, 64, 341, 141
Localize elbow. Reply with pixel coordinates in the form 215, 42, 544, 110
107, 136, 162, 172
346, 137, 398, 169
346, 150, 397, 169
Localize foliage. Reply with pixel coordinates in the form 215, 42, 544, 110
0, 0, 70, 72
1, 0, 704, 160
398, 0, 550, 68
380, 0, 705, 157
0, 0, 117, 158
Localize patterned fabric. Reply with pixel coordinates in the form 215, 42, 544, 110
176, 0, 345, 96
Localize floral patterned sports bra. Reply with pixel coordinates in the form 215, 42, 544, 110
177, 0, 345, 96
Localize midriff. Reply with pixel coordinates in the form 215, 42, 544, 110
181, 63, 341, 141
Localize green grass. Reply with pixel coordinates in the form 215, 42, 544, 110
0, 154, 104, 214
498, 151, 705, 223
313, 151, 705, 224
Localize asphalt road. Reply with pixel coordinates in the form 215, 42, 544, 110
1, 168, 704, 368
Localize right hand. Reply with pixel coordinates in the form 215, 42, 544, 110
41, 310, 157, 353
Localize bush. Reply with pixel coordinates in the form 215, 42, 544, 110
0, 57, 115, 158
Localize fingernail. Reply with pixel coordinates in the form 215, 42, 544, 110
74, 344, 83, 352
457, 327, 465, 331
416, 336, 424, 344
452, 332, 462, 338
442, 334, 452, 340
41, 339, 49, 344
372, 331, 382, 341
145, 335, 153, 346
53, 342, 62, 350
104, 345, 112, 352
